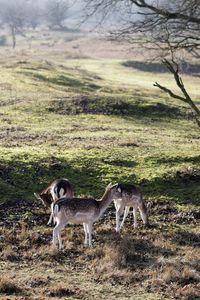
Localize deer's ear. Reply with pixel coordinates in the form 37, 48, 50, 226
147, 202, 151, 211
117, 187, 122, 193
107, 182, 112, 188
34, 192, 41, 200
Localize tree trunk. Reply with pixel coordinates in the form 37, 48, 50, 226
11, 26, 16, 49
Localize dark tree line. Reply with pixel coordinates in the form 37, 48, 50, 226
83, 0, 200, 126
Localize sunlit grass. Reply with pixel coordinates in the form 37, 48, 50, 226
0, 48, 200, 206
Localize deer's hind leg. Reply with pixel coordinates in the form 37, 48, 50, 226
53, 221, 66, 250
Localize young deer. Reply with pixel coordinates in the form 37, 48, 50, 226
34, 178, 74, 225
52, 183, 118, 249
113, 184, 150, 232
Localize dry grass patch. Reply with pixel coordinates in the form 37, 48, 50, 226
161, 266, 200, 285
45, 284, 82, 299
85, 234, 141, 284
46, 286, 76, 298
0, 276, 22, 295
1, 245, 18, 261
17, 221, 30, 240
183, 248, 200, 270
176, 283, 200, 300
90, 252, 133, 284
29, 276, 50, 288
153, 237, 178, 256
145, 258, 200, 299
81, 229, 200, 299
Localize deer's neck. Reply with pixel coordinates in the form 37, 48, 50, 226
98, 189, 113, 217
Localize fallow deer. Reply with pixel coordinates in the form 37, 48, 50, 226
113, 183, 150, 232
51, 183, 118, 249
34, 178, 74, 225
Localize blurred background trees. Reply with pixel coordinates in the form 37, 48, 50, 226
45, 0, 69, 30
0, 0, 69, 47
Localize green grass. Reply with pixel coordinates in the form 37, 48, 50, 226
0, 52, 200, 207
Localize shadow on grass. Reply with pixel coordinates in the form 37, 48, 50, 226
172, 230, 200, 248
141, 171, 200, 206
19, 70, 101, 92
1, 155, 200, 207
156, 155, 200, 165
33, 73, 101, 92
104, 159, 137, 168
48, 95, 186, 121
0, 155, 137, 203
122, 60, 200, 76
95, 232, 175, 274
0, 158, 102, 201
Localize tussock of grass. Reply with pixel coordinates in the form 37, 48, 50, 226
88, 246, 134, 284
183, 248, 200, 268
161, 266, 200, 285
0, 276, 22, 295
2, 245, 18, 261
85, 235, 143, 284
46, 286, 76, 298
176, 283, 200, 300
29, 276, 50, 288
146, 264, 200, 299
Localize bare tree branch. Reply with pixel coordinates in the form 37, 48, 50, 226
84, 0, 200, 56
83, 0, 200, 126
130, 0, 200, 24
153, 82, 188, 104
154, 59, 200, 126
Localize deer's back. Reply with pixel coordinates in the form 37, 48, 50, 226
118, 184, 143, 206
55, 198, 100, 223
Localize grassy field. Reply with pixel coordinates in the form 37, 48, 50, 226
0, 31, 200, 300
